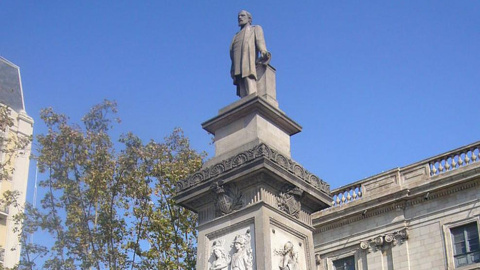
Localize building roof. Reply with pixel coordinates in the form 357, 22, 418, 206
0, 57, 25, 112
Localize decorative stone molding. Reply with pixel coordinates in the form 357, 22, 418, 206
277, 186, 304, 218
315, 254, 322, 265
317, 203, 405, 233
359, 228, 408, 252
316, 178, 479, 233
210, 181, 243, 216
409, 180, 478, 206
176, 143, 330, 194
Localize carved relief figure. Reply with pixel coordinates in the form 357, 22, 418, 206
231, 230, 253, 270
210, 240, 230, 270
275, 241, 299, 270
230, 10, 271, 98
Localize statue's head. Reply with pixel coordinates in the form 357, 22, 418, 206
283, 241, 294, 253
238, 10, 252, 26
233, 234, 247, 250
212, 240, 227, 259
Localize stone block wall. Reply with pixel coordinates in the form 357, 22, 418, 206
313, 142, 480, 270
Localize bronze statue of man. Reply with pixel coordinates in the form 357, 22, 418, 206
230, 10, 271, 98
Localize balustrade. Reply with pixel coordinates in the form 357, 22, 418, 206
328, 141, 480, 209
331, 185, 362, 206
429, 144, 480, 176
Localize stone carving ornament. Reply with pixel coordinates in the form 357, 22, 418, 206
210, 240, 230, 270
231, 230, 253, 270
274, 241, 299, 270
176, 143, 329, 195
277, 186, 304, 218
210, 181, 243, 216
360, 228, 408, 252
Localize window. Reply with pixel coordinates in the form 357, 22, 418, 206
333, 256, 355, 270
450, 222, 480, 268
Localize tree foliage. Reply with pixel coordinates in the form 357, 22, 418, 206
10, 100, 203, 269
0, 106, 32, 182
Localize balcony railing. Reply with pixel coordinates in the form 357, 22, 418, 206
332, 184, 363, 206
330, 141, 480, 207
429, 144, 480, 176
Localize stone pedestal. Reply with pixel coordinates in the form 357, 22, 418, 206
174, 65, 331, 270
202, 94, 299, 164
256, 64, 278, 108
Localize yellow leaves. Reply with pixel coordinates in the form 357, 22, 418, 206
31, 101, 204, 269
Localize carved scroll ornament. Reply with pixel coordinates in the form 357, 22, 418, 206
360, 228, 408, 252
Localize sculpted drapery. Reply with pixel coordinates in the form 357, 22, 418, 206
230, 25, 267, 83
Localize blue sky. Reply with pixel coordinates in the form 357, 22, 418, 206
2, 1, 479, 200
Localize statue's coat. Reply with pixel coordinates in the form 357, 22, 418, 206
230, 25, 267, 83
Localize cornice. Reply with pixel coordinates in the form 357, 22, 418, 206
314, 176, 479, 233
202, 96, 302, 136
176, 143, 330, 195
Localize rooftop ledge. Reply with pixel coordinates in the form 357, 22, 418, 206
318, 140, 480, 213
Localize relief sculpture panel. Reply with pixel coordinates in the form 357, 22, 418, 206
270, 224, 307, 270
274, 241, 299, 270
208, 226, 255, 270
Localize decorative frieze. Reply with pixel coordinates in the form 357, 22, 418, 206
359, 228, 408, 252
176, 143, 330, 194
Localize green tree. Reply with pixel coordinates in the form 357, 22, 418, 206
12, 100, 203, 269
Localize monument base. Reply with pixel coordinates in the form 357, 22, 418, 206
196, 201, 317, 270
202, 94, 301, 161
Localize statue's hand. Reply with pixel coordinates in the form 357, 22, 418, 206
257, 51, 271, 65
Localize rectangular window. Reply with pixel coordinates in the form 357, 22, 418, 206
451, 222, 480, 268
333, 256, 355, 270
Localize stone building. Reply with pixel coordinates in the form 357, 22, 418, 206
314, 142, 480, 270
0, 57, 34, 268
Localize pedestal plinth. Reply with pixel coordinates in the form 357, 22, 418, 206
174, 66, 332, 270
175, 142, 331, 270
202, 95, 300, 164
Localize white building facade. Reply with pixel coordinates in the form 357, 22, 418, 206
0, 57, 34, 268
